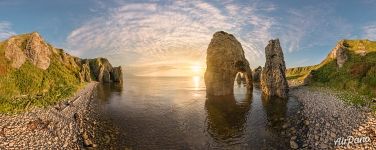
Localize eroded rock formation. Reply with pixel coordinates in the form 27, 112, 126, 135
252, 66, 262, 83
260, 39, 288, 99
25, 32, 51, 70
87, 58, 123, 83
204, 31, 252, 96
3, 32, 123, 83
5, 32, 51, 69
328, 40, 348, 68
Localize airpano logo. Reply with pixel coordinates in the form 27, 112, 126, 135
334, 136, 371, 146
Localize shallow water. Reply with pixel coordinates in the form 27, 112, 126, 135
94, 76, 300, 149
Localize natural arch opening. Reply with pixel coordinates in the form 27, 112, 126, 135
204, 31, 253, 96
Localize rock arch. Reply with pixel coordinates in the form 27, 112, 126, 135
204, 31, 253, 96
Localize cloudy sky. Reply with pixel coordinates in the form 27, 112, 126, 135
0, 0, 375, 76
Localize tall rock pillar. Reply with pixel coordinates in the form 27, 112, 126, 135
260, 39, 289, 99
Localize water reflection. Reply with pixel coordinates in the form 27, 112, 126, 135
192, 76, 201, 90
261, 95, 288, 127
94, 77, 300, 149
205, 92, 252, 143
96, 83, 123, 102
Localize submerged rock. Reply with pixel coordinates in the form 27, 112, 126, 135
204, 31, 252, 96
260, 39, 289, 99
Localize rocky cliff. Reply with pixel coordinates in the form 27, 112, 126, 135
286, 39, 376, 99
204, 31, 253, 96
260, 39, 289, 99
0, 32, 122, 111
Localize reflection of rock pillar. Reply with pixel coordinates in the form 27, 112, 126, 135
205, 94, 252, 141
261, 94, 288, 127
204, 31, 253, 96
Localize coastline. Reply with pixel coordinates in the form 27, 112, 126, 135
0, 82, 99, 149
290, 86, 376, 149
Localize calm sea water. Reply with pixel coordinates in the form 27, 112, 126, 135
94, 76, 300, 149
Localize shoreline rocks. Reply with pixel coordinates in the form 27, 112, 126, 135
290, 86, 376, 149
0, 82, 99, 149
261, 39, 289, 99
204, 31, 253, 96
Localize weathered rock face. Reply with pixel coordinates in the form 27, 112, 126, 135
25, 32, 51, 70
87, 58, 123, 83
4, 32, 51, 70
4, 37, 26, 68
111, 66, 123, 83
252, 66, 262, 83
328, 40, 348, 68
260, 39, 289, 99
204, 31, 253, 96
2, 32, 123, 84
78, 60, 92, 83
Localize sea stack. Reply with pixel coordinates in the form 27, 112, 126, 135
252, 66, 262, 83
204, 31, 253, 96
260, 39, 288, 99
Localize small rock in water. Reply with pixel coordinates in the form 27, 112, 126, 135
290, 140, 299, 149
282, 123, 289, 129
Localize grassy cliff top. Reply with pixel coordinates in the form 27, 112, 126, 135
0, 33, 84, 113
286, 39, 376, 110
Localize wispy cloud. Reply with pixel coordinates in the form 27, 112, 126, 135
0, 21, 15, 40
66, 0, 275, 67
363, 24, 376, 40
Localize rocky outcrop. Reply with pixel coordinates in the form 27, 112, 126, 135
4, 32, 51, 70
204, 31, 252, 96
111, 66, 123, 83
25, 32, 51, 70
328, 40, 348, 68
2, 32, 123, 83
252, 66, 262, 83
87, 58, 123, 83
260, 39, 289, 99
78, 60, 92, 83
4, 37, 26, 68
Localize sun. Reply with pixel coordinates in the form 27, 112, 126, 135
191, 65, 202, 73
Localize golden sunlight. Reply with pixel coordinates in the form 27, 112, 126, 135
191, 65, 202, 73
192, 76, 201, 89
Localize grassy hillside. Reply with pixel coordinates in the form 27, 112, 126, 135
0, 33, 84, 113
287, 39, 376, 109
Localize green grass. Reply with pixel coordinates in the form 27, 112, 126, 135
0, 34, 85, 114
308, 40, 376, 111
286, 40, 376, 111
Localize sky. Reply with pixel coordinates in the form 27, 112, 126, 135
0, 0, 375, 76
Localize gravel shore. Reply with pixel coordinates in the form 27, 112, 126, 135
290, 86, 376, 149
0, 82, 99, 149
